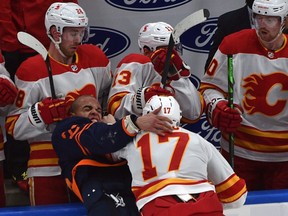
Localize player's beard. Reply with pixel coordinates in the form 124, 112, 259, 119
255, 21, 284, 44
59, 43, 80, 58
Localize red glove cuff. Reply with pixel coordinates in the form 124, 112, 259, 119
144, 85, 174, 102
207, 98, 242, 133
132, 85, 175, 115
28, 98, 66, 129
150, 48, 191, 82
0, 77, 18, 106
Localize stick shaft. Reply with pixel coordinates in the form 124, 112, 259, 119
45, 58, 56, 99
161, 9, 209, 87
17, 32, 56, 99
227, 54, 235, 169
161, 36, 174, 87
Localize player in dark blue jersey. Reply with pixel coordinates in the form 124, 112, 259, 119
52, 93, 172, 216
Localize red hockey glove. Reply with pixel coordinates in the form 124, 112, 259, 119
144, 85, 174, 102
207, 98, 242, 133
132, 84, 175, 115
150, 48, 191, 81
28, 97, 67, 129
0, 77, 18, 106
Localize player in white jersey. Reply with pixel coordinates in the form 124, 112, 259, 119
200, 0, 288, 191
5, 2, 112, 205
108, 22, 204, 123
111, 95, 247, 215
52, 93, 173, 216
0, 52, 18, 207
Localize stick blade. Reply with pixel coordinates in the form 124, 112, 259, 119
17, 32, 48, 59
173, 9, 210, 41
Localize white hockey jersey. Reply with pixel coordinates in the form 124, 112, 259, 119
6, 44, 112, 177
201, 29, 288, 162
0, 53, 14, 161
108, 53, 203, 123
112, 127, 247, 210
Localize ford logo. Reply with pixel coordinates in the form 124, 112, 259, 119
85, 27, 130, 58
181, 17, 218, 54
182, 114, 221, 149
105, 0, 191, 11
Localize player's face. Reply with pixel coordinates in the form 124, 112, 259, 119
60, 27, 86, 57
254, 15, 282, 42
72, 96, 102, 122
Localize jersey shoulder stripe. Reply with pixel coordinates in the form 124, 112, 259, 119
77, 44, 110, 68
117, 53, 151, 68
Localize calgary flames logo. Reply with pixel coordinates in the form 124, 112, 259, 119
242, 73, 288, 115
65, 84, 97, 111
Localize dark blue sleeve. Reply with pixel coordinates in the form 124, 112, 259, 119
52, 116, 134, 161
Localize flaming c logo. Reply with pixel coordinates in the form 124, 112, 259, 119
65, 84, 97, 111
242, 73, 288, 115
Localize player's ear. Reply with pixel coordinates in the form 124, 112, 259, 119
50, 26, 61, 42
143, 47, 152, 56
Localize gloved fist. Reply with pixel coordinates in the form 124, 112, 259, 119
38, 97, 67, 124
28, 97, 66, 129
207, 98, 242, 133
0, 77, 18, 106
144, 85, 174, 102
132, 84, 175, 115
150, 48, 191, 81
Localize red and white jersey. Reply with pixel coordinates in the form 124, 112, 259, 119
108, 53, 203, 123
0, 53, 12, 161
0, 116, 4, 161
201, 29, 288, 162
0, 53, 10, 78
6, 44, 112, 177
112, 127, 247, 210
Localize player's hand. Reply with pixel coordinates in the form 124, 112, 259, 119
0, 77, 18, 106
132, 85, 174, 115
101, 114, 116, 124
136, 107, 173, 136
38, 97, 67, 124
207, 98, 242, 133
150, 48, 191, 81
28, 97, 67, 129
144, 85, 174, 102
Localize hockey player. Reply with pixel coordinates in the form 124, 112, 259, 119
110, 95, 247, 215
51, 92, 173, 216
204, 0, 255, 71
0, 52, 18, 207
108, 22, 204, 123
200, 0, 288, 190
5, 2, 112, 205
0, 0, 78, 195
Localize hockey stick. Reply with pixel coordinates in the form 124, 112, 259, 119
161, 9, 210, 87
227, 54, 235, 169
17, 31, 56, 99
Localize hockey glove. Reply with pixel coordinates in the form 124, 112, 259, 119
28, 97, 66, 129
0, 77, 18, 106
132, 84, 175, 115
150, 48, 191, 81
207, 98, 242, 133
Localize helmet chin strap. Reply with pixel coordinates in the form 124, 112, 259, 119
48, 35, 67, 58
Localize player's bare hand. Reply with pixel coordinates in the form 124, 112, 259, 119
136, 107, 173, 136
101, 114, 116, 124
